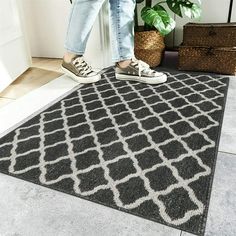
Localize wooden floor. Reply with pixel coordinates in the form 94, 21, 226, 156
0, 58, 63, 108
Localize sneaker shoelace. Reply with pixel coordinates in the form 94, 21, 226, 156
131, 58, 157, 77
73, 57, 94, 76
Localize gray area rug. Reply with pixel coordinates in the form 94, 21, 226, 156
0, 67, 229, 235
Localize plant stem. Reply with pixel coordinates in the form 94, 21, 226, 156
146, 0, 152, 7
134, 4, 139, 31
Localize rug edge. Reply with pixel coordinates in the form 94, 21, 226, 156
199, 76, 230, 236
0, 83, 83, 139
0, 70, 230, 236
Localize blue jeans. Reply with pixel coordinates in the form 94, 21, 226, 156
64, 0, 136, 63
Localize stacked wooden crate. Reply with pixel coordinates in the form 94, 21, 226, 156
178, 22, 236, 75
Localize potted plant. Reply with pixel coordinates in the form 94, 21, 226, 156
134, 0, 201, 67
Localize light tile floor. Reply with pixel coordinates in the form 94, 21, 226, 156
0, 173, 181, 236
182, 152, 236, 236
219, 78, 236, 154
0, 57, 235, 236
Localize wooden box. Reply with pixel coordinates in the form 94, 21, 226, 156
178, 45, 236, 75
183, 22, 236, 47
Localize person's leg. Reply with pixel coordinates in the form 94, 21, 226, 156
109, 0, 167, 84
108, 0, 136, 67
62, 0, 105, 83
64, 0, 105, 61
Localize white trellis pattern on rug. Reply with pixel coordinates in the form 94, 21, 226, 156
0, 70, 228, 231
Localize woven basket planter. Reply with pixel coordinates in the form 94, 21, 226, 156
134, 30, 165, 68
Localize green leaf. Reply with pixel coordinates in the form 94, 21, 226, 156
191, 3, 202, 18
141, 6, 176, 36
153, 4, 166, 13
166, 0, 184, 17
182, 3, 201, 18
166, 0, 201, 19
153, 5, 173, 27
141, 7, 155, 26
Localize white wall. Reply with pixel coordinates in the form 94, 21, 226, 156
174, 0, 232, 47
21, 0, 71, 59
0, 0, 31, 92
231, 0, 236, 21
21, 0, 234, 69
21, 0, 112, 69
136, 0, 235, 47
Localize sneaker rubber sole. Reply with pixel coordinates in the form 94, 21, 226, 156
115, 73, 167, 84
61, 66, 101, 84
